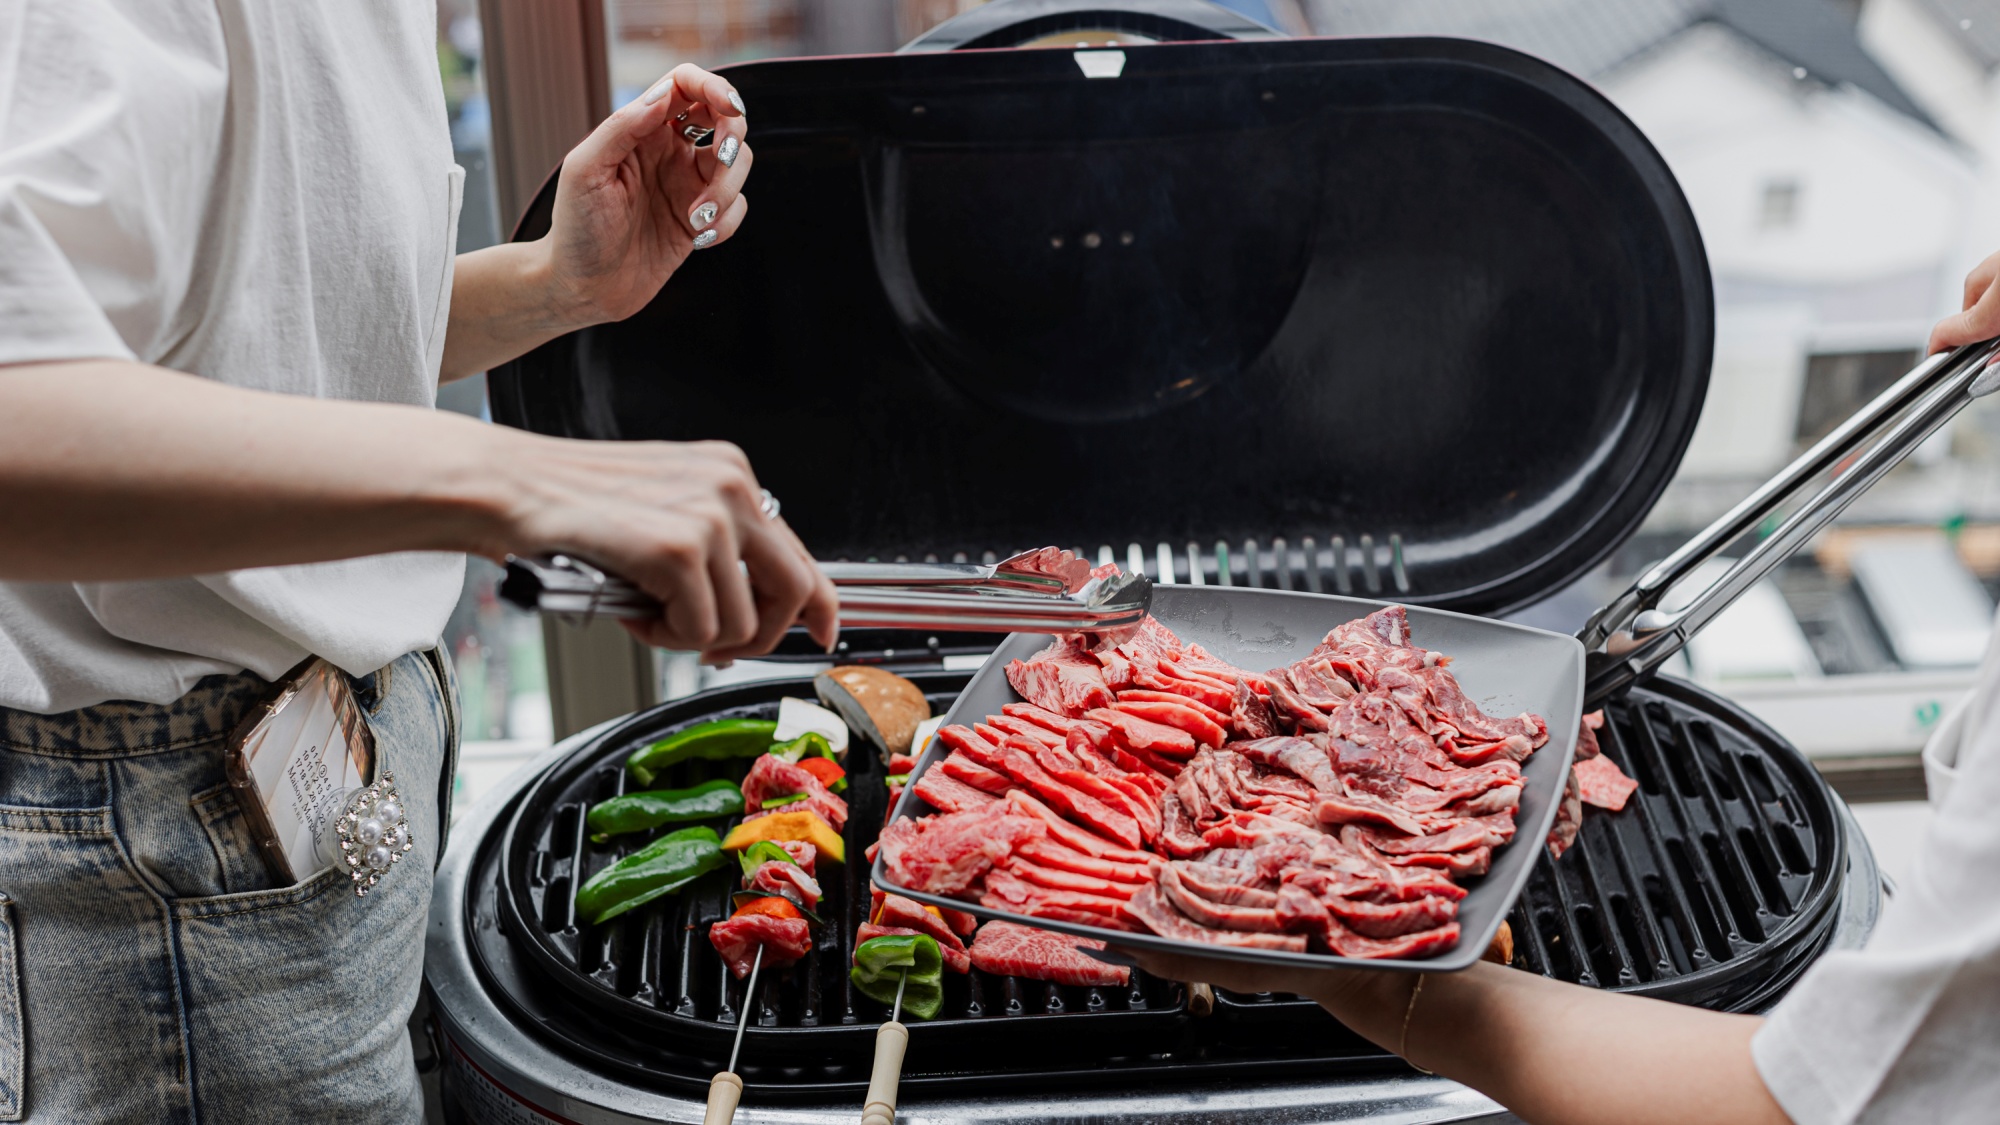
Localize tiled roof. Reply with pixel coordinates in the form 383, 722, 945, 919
1302, 0, 1938, 129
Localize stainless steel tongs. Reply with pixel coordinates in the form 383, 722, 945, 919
499, 546, 1154, 640
1578, 337, 2000, 706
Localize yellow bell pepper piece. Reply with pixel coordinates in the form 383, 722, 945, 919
720, 810, 845, 864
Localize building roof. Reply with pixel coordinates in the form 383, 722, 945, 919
1303, 0, 1939, 130
1914, 0, 2000, 68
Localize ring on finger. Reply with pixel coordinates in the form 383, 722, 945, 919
759, 489, 781, 521
682, 123, 714, 143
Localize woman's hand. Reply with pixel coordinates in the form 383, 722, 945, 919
1929, 248, 2000, 354
492, 431, 838, 661
441, 65, 752, 381
543, 64, 751, 326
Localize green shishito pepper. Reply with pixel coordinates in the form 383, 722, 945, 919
574, 825, 729, 925
850, 933, 944, 1021
626, 718, 778, 788
585, 779, 743, 842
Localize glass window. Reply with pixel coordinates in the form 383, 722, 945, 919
435, 1, 554, 804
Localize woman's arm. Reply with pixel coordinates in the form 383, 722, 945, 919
1123, 951, 1789, 1125
0, 359, 832, 660
441, 65, 752, 381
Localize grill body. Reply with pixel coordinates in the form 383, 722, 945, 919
425, 672, 1881, 1123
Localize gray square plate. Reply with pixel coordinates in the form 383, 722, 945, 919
872, 585, 1584, 973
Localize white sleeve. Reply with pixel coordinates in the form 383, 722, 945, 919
0, 0, 225, 366
1752, 648, 2000, 1124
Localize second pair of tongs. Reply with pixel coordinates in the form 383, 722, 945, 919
499, 547, 1154, 641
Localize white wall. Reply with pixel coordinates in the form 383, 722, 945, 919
1601, 21, 1978, 479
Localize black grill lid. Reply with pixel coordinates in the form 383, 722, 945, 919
489, 16, 1712, 616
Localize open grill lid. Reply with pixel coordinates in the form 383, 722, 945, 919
488, 2, 1713, 617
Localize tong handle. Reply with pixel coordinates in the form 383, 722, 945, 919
704, 1070, 743, 1125
859, 1020, 909, 1125
1579, 338, 2000, 704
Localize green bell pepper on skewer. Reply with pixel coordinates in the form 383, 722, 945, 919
850, 933, 944, 1021
585, 778, 743, 842
574, 825, 729, 925
626, 718, 778, 788
736, 839, 795, 879
767, 731, 837, 764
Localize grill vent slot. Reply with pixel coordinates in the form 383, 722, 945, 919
1070, 536, 1413, 594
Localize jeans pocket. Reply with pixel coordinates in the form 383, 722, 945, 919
0, 891, 24, 1121
190, 783, 276, 896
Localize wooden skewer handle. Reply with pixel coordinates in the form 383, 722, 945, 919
859, 1020, 909, 1125
704, 1070, 744, 1125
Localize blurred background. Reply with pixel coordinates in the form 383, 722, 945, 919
432, 0, 2000, 876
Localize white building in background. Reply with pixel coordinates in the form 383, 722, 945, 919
1309, 0, 1996, 490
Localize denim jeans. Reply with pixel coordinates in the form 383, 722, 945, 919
0, 649, 456, 1123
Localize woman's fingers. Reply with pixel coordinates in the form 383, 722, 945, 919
684, 143, 752, 240
641, 63, 745, 122
1963, 251, 2000, 310
706, 551, 759, 658
689, 194, 749, 250
1935, 249, 2000, 353
707, 524, 818, 662
1929, 274, 2000, 353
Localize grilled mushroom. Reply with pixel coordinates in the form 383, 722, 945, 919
815, 666, 930, 764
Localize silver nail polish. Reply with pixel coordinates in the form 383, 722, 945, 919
642, 76, 674, 105
692, 201, 718, 230
727, 89, 746, 114
692, 229, 719, 249
717, 135, 740, 168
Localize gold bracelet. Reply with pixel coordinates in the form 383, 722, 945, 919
1400, 972, 1433, 1075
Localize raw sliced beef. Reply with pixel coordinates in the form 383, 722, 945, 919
710, 913, 811, 978
968, 920, 1130, 987
874, 893, 972, 958
1575, 753, 1638, 811
859, 922, 972, 974
877, 808, 1045, 897
913, 770, 999, 815
1006, 637, 1114, 717
741, 753, 849, 831
1126, 884, 1308, 951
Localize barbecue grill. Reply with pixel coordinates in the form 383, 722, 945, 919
428, 3, 1892, 1120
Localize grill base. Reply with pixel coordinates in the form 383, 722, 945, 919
434, 664, 1856, 1112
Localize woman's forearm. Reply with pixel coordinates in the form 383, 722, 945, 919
0, 359, 519, 580
441, 241, 591, 382
1314, 963, 1789, 1125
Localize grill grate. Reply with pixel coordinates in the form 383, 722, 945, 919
1503, 677, 1841, 1008
474, 672, 1844, 1099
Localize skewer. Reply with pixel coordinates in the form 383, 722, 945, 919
705, 945, 763, 1125
859, 969, 910, 1125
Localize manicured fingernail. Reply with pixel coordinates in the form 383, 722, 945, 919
692, 229, 718, 249
691, 201, 718, 230
726, 89, 746, 114
642, 75, 674, 105
717, 135, 740, 168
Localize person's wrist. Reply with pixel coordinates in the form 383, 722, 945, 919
1307, 967, 1406, 1025
516, 239, 604, 336
438, 418, 548, 561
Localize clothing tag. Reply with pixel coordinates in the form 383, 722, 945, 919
224, 658, 377, 884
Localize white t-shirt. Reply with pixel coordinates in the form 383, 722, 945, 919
1753, 608, 2000, 1123
0, 0, 466, 712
